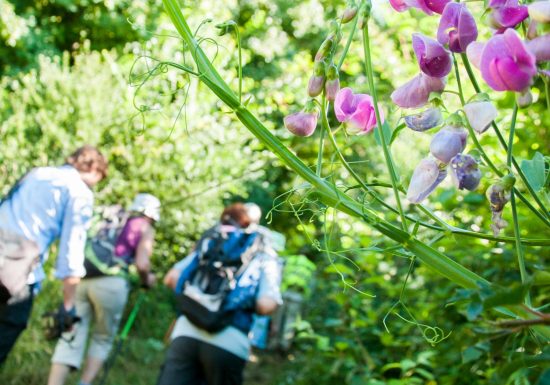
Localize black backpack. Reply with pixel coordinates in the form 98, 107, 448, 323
83, 206, 130, 278
176, 225, 261, 332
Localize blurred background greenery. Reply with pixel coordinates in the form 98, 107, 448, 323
0, 0, 548, 384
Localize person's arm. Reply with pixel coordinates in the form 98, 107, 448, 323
56, 193, 93, 309
255, 256, 284, 316
163, 251, 200, 290
135, 224, 155, 288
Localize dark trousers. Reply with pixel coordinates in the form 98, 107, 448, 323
157, 336, 247, 385
0, 288, 34, 365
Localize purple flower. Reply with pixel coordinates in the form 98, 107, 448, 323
325, 64, 340, 102
404, 107, 442, 132
430, 127, 468, 164
466, 41, 484, 69
284, 101, 319, 137
334, 87, 384, 134
464, 101, 498, 134
391, 73, 446, 109
479, 29, 537, 92
412, 33, 452, 78
400, 0, 451, 15
437, 3, 478, 53
390, 0, 409, 12
488, 0, 528, 30
407, 158, 447, 203
528, 1, 550, 23
449, 154, 481, 191
526, 34, 550, 63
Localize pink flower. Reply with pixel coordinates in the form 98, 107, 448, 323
488, 0, 528, 30
526, 34, 550, 63
437, 3, 478, 53
390, 0, 410, 12
479, 29, 537, 92
284, 101, 319, 137
466, 42, 484, 69
394, 0, 451, 15
407, 158, 447, 203
334, 87, 384, 134
391, 72, 446, 109
412, 33, 452, 78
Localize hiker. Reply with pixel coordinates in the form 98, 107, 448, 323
47, 193, 160, 385
0, 145, 108, 365
157, 202, 283, 385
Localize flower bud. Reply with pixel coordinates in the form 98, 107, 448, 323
284, 100, 319, 137
404, 107, 442, 132
325, 64, 340, 102
407, 158, 447, 203
517, 90, 533, 108
315, 38, 334, 62
215, 20, 237, 36
430, 127, 468, 164
464, 100, 497, 134
449, 154, 481, 191
342, 1, 358, 23
528, 1, 550, 23
308, 62, 326, 97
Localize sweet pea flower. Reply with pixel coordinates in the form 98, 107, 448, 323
526, 34, 550, 63
478, 29, 537, 92
392, 0, 451, 14
334, 87, 384, 134
407, 158, 447, 203
404, 107, 442, 131
391, 73, 446, 109
466, 41, 484, 69
450, 154, 481, 191
412, 33, 452, 78
437, 3, 478, 53
528, 1, 550, 23
389, 0, 409, 12
284, 100, 319, 137
464, 101, 498, 134
488, 0, 528, 31
430, 126, 468, 163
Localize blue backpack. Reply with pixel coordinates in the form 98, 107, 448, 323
176, 225, 260, 332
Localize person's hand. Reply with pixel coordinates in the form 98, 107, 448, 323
44, 304, 81, 340
142, 272, 157, 289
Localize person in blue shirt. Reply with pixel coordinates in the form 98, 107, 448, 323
0, 145, 108, 365
158, 203, 282, 385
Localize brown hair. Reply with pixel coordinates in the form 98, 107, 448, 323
220, 203, 251, 228
66, 145, 108, 180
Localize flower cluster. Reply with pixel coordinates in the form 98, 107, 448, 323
284, 4, 384, 137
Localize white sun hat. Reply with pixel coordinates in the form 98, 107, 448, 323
129, 193, 161, 222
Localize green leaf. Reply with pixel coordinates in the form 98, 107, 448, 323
374, 121, 393, 147
466, 300, 483, 320
462, 346, 483, 364
482, 283, 531, 308
533, 271, 550, 286
389, 123, 406, 145
520, 152, 546, 192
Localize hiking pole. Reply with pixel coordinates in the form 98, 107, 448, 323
98, 291, 146, 385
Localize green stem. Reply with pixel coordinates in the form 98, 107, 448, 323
163, 0, 550, 338
460, 53, 550, 223
453, 55, 466, 106
362, 23, 407, 231
337, 8, 360, 71
507, 105, 528, 287
317, 99, 327, 176
234, 26, 242, 104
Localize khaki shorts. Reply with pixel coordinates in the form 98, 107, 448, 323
51, 275, 129, 368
